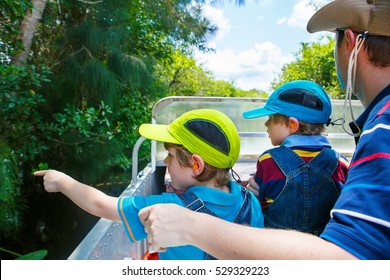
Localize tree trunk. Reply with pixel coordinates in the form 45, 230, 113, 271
12, 0, 48, 66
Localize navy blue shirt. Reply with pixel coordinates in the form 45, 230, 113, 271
321, 84, 390, 259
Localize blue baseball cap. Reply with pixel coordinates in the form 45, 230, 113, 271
243, 80, 332, 124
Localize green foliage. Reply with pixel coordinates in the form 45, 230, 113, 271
0, 140, 25, 239
272, 36, 344, 99
157, 51, 211, 95
207, 80, 268, 97
0, 0, 31, 63
0, 247, 48, 260
35, 101, 126, 183
31, 162, 49, 175
236, 88, 268, 98
17, 249, 48, 260
26, 0, 220, 184
158, 51, 268, 97
0, 64, 50, 163
0, 63, 51, 240
113, 87, 158, 168
126, 0, 216, 56
52, 101, 121, 142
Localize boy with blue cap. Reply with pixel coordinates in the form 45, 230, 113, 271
243, 80, 349, 235
35, 109, 264, 260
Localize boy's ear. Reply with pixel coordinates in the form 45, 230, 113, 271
288, 117, 299, 133
191, 154, 204, 174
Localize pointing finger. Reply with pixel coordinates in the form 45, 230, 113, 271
34, 170, 47, 176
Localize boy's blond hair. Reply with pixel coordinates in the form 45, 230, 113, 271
267, 114, 325, 135
164, 143, 230, 187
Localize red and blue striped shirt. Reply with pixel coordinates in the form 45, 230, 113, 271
321, 85, 390, 260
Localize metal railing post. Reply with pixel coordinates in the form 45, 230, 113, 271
131, 136, 146, 186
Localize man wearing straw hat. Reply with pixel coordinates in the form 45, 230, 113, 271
139, 0, 390, 259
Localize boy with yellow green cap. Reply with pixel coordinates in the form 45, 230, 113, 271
34, 109, 264, 260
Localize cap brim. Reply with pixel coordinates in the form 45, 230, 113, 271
242, 107, 276, 119
139, 124, 181, 144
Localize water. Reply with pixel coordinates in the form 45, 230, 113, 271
1, 184, 127, 260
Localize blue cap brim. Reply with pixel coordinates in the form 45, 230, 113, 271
242, 107, 276, 119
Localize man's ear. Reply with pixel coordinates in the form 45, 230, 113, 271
288, 117, 299, 133
344, 29, 357, 53
191, 154, 204, 174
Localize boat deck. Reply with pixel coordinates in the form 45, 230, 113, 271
68, 96, 362, 260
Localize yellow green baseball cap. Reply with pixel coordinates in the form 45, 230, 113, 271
139, 109, 240, 169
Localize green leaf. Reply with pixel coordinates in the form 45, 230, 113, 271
16, 250, 48, 260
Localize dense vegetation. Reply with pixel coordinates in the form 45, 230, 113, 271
0, 0, 342, 259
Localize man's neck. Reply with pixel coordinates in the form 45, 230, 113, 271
357, 57, 390, 107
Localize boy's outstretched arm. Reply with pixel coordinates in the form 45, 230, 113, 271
34, 170, 120, 222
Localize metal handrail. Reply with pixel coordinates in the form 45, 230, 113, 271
131, 136, 146, 187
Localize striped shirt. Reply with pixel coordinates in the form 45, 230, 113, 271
254, 134, 349, 211
320, 84, 390, 259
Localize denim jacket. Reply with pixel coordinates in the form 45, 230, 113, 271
265, 146, 340, 235
178, 185, 253, 259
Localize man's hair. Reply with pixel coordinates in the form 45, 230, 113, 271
164, 143, 230, 187
336, 29, 390, 67
267, 114, 325, 135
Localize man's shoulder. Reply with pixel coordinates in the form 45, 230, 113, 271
369, 85, 390, 117
365, 94, 390, 129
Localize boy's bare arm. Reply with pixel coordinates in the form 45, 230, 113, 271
34, 170, 120, 222
246, 175, 259, 196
